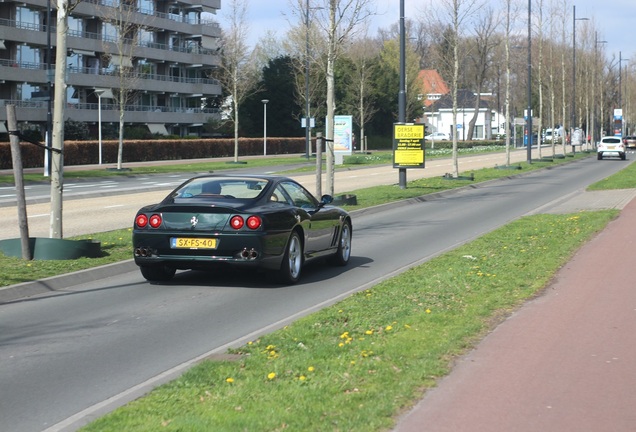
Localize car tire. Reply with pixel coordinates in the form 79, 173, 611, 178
621, 153, 626, 160
278, 231, 303, 284
328, 220, 352, 266
140, 265, 176, 282
597, 153, 603, 160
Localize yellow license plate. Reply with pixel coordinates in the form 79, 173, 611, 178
171, 237, 217, 249
607, 145, 615, 150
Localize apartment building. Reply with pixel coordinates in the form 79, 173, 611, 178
0, 0, 222, 137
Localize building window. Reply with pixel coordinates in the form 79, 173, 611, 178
475, 125, 484, 139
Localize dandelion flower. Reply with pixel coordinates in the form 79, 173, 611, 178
267, 372, 276, 380
385, 325, 393, 331
226, 377, 234, 383
426, 309, 431, 314
365, 330, 373, 335
308, 366, 315, 372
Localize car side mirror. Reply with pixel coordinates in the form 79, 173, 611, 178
320, 195, 333, 205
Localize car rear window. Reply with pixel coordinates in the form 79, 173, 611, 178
177, 178, 269, 199
602, 138, 621, 144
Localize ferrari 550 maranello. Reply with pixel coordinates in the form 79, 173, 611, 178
132, 174, 353, 284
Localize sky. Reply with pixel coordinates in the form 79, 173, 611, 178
218, 0, 634, 61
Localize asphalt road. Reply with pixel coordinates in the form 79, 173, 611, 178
0, 150, 533, 240
0, 151, 632, 432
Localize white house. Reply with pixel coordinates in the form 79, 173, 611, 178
422, 89, 507, 140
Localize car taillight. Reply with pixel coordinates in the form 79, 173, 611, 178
149, 214, 162, 228
135, 214, 148, 228
230, 215, 262, 230
230, 215, 244, 229
246, 215, 262, 230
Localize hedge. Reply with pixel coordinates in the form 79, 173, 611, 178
0, 138, 306, 169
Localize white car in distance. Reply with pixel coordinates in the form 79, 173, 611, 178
597, 136, 626, 160
425, 132, 450, 141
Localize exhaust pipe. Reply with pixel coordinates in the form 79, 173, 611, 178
134, 247, 152, 257
239, 248, 259, 260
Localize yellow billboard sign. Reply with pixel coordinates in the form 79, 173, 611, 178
393, 123, 425, 168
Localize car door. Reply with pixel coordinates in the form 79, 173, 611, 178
279, 181, 338, 255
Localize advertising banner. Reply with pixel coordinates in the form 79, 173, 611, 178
393, 123, 425, 168
333, 115, 353, 154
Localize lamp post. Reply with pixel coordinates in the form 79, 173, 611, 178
526, 0, 532, 163
592, 33, 607, 145
45, 0, 53, 177
305, 0, 311, 159
619, 52, 630, 109
262, 99, 269, 156
398, 0, 406, 188
571, 5, 589, 147
94, 89, 106, 165
619, 52, 630, 136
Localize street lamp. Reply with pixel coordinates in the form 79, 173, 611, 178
398, 0, 406, 188
619, 51, 630, 109
45, 0, 53, 177
304, 2, 323, 159
592, 33, 607, 144
94, 89, 107, 165
262, 99, 269, 156
305, 1, 311, 159
526, 0, 532, 164
571, 5, 589, 147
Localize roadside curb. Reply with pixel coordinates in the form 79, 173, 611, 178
0, 260, 137, 304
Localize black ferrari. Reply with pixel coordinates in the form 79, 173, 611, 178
132, 174, 352, 284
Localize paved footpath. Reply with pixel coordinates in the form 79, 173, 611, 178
393, 197, 636, 431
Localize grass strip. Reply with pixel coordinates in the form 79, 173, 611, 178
0, 152, 593, 287
78, 210, 617, 432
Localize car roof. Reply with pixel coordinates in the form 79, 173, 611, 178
188, 174, 292, 182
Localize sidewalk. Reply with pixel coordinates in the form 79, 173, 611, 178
393, 196, 636, 431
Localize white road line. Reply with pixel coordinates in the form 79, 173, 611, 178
104, 205, 125, 209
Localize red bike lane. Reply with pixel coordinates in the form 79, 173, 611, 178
394, 198, 636, 432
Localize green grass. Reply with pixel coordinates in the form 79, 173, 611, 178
0, 145, 510, 184
0, 152, 590, 287
587, 156, 636, 190
78, 210, 617, 432
3, 148, 632, 431
1, 229, 132, 287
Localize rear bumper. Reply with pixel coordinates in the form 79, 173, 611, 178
132, 230, 289, 271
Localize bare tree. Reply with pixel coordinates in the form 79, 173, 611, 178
559, 0, 569, 156
465, 8, 500, 142
50, 0, 82, 238
281, 3, 328, 143
344, 35, 380, 152
99, 0, 148, 170
500, 0, 522, 165
535, 0, 545, 159
216, 0, 260, 162
546, 0, 560, 157
313, 0, 374, 195
426, 0, 482, 178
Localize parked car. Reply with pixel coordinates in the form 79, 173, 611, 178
542, 128, 562, 143
425, 132, 450, 141
132, 174, 352, 284
622, 135, 636, 149
597, 136, 626, 160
